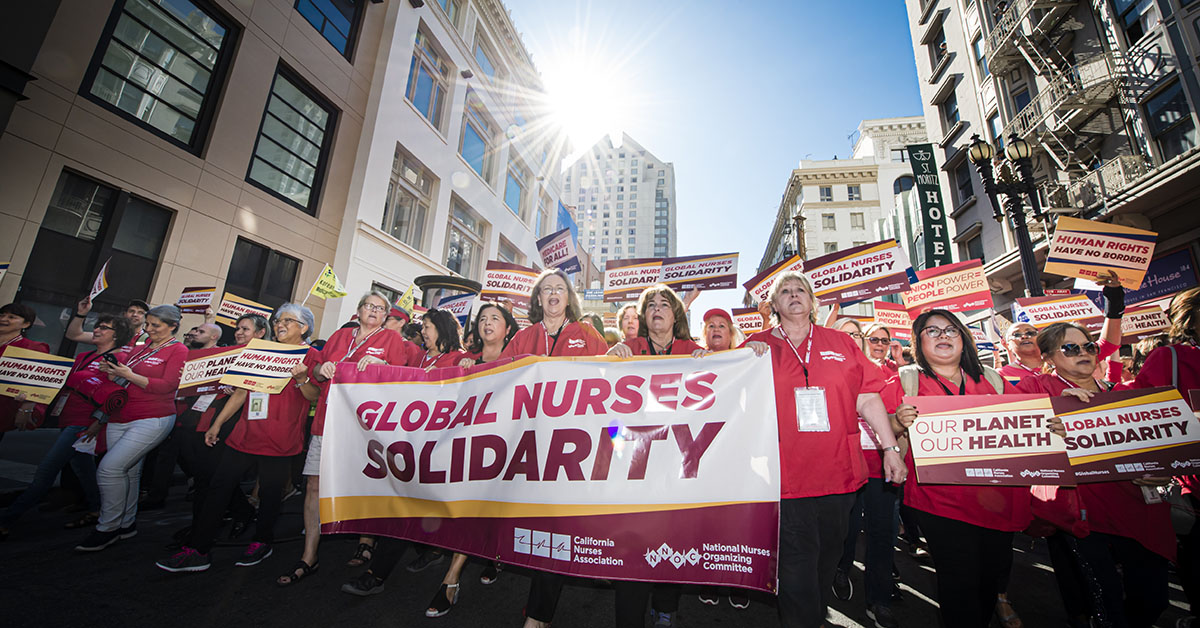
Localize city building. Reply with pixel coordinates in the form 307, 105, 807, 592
757, 116, 928, 291
901, 0, 1200, 310
0, 0, 570, 348
562, 133, 678, 269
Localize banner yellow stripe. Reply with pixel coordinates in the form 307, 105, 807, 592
319, 495, 764, 523
1056, 389, 1181, 416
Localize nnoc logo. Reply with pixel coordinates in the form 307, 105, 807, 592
644, 542, 700, 569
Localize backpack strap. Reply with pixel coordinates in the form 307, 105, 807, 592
981, 366, 1006, 395
1170, 345, 1179, 390
898, 364, 921, 398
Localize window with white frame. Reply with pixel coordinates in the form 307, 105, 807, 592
847, 185, 861, 201
822, 213, 836, 229
850, 212, 865, 229
498, 238, 520, 265
459, 90, 496, 184
473, 33, 499, 80
382, 145, 433, 250
445, 200, 485, 278
436, 0, 461, 30
1145, 80, 1198, 160
819, 186, 833, 202
406, 28, 450, 131
504, 159, 528, 217
972, 34, 989, 78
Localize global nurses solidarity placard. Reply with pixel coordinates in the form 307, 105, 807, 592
1051, 387, 1200, 482
731, 307, 764, 336
742, 254, 805, 305
481, 261, 540, 308
603, 254, 739, 302
319, 349, 781, 591
176, 286, 216, 314
1045, 216, 1157, 290
218, 339, 309, 394
0, 346, 73, 404
804, 240, 912, 305
907, 393, 1073, 485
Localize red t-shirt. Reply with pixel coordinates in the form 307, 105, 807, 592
226, 348, 321, 457
999, 361, 1043, 385
1016, 372, 1175, 561
622, 336, 703, 356
0, 337, 51, 431
111, 340, 188, 422
857, 362, 893, 480
1125, 343, 1200, 493
745, 325, 885, 499
500, 321, 609, 358
878, 359, 900, 377
417, 350, 468, 369
57, 351, 112, 427
882, 371, 1034, 532
311, 327, 416, 436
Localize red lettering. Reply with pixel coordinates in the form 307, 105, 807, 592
543, 429, 591, 481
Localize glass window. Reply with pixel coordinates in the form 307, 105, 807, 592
382, 145, 434, 250
226, 237, 299, 309
954, 160, 974, 204
941, 91, 960, 127
85, 0, 235, 150
436, 0, 461, 28
988, 112, 1004, 149
1114, 0, 1160, 46
406, 29, 450, 130
822, 213, 836, 229
498, 239, 520, 264
965, 234, 985, 263
460, 90, 495, 184
505, 160, 527, 217
893, 175, 914, 195
847, 185, 861, 201
474, 36, 497, 79
295, 0, 361, 58
819, 186, 833, 202
824, 242, 838, 253
445, 201, 486, 277
890, 148, 908, 162
1145, 81, 1198, 160
928, 26, 947, 69
42, 172, 116, 242
1012, 89, 1031, 112
850, 212, 865, 229
972, 34, 989, 78
112, 197, 171, 259
247, 68, 335, 213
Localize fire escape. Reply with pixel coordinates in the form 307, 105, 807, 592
983, 0, 1147, 212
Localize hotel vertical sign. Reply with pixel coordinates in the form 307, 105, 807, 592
907, 144, 953, 269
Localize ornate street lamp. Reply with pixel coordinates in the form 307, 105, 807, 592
968, 133, 1045, 297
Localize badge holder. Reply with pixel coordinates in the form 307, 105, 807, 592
794, 387, 831, 432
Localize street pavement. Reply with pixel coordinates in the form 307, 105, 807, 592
0, 428, 1192, 627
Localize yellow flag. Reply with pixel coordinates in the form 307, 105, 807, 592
310, 264, 348, 299
395, 285, 414, 313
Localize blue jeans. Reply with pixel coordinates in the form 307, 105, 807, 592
1, 425, 99, 526
96, 416, 174, 532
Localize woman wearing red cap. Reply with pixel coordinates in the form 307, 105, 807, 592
698, 308, 743, 353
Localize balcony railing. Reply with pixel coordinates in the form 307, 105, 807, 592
1066, 155, 1150, 212
984, 0, 1078, 64
1000, 54, 1116, 140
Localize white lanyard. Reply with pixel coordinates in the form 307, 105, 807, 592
421, 352, 439, 368
778, 326, 814, 386
126, 339, 178, 368
1055, 372, 1102, 392
1015, 361, 1041, 375
341, 327, 383, 363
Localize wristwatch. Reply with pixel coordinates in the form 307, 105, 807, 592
884, 445, 902, 453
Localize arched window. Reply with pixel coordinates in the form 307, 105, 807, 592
893, 176, 915, 194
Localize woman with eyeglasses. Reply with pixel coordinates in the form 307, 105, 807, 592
277, 291, 422, 586
886, 309, 1049, 628
418, 309, 467, 369
1013, 321, 1173, 628
834, 318, 867, 354
157, 304, 321, 573
0, 314, 135, 539
500, 269, 606, 628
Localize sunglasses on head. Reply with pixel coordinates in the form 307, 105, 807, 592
1059, 342, 1098, 357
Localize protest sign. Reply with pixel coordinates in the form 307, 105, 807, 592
1051, 387, 1200, 482
395, 286, 415, 314
1012, 295, 1103, 329
1116, 305, 1170, 343
603, 253, 739, 302
481, 261, 540, 308
0, 346, 74, 404
907, 393, 1072, 485
872, 300, 912, 341
320, 349, 781, 591
176, 286, 216, 314
536, 228, 581, 274
215, 293, 274, 327
602, 312, 617, 329
218, 339, 309, 394
902, 259, 992, 316
805, 240, 911, 305
584, 289, 603, 301
436, 293, 475, 326
971, 328, 995, 352
1045, 216, 1157, 289
309, 264, 349, 300
731, 307, 764, 336
89, 258, 110, 302
604, 258, 664, 302
742, 255, 805, 305
178, 345, 244, 396
0, 262, 8, 282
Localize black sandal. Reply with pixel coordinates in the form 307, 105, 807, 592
276, 560, 318, 586
346, 542, 374, 567
64, 512, 99, 529
425, 583, 460, 618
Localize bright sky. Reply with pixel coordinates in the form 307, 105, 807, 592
505, 0, 924, 335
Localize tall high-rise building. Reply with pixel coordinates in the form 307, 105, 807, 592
562, 133, 678, 268
901, 0, 1200, 311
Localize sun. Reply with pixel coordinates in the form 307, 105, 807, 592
541, 50, 630, 154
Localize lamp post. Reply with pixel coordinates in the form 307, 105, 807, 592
967, 133, 1046, 297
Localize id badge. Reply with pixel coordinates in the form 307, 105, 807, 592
50, 394, 68, 417
192, 394, 217, 412
1141, 485, 1164, 505
248, 392, 269, 420
794, 387, 830, 432
858, 418, 882, 449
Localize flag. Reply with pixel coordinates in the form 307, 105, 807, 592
395, 285, 415, 314
309, 264, 348, 299
89, 258, 111, 301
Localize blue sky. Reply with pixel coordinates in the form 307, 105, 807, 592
505, 0, 925, 333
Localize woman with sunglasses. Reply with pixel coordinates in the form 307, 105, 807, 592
863, 323, 901, 377
157, 304, 321, 573
1013, 321, 1173, 627
886, 309, 1049, 628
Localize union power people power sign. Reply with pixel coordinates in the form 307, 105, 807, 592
319, 349, 781, 590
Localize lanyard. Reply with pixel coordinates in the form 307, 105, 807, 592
341, 327, 383, 363
421, 352, 439, 368
0, 335, 19, 348
126, 339, 178, 368
778, 326, 814, 387
542, 322, 566, 356
647, 337, 673, 356
1014, 361, 1041, 375
934, 370, 967, 396
1055, 372, 1105, 392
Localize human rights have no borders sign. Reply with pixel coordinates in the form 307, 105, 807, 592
319, 349, 781, 591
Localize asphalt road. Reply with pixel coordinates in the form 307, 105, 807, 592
0, 429, 1191, 627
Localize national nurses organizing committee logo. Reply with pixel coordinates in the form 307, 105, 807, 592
644, 542, 701, 569
513, 527, 571, 561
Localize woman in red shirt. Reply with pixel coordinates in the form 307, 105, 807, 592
864, 323, 901, 377
156, 304, 321, 573
745, 271, 904, 628
886, 309, 1036, 628
457, 302, 518, 367
77, 305, 187, 552
1016, 321, 1172, 627
418, 309, 467, 369
277, 291, 421, 586
698, 308, 742, 353
0, 313, 135, 538
503, 269, 606, 628
0, 303, 49, 436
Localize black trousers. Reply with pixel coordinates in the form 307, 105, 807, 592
837, 478, 901, 606
612, 581, 681, 627
145, 418, 193, 503
916, 509, 1014, 628
777, 492, 857, 628
1180, 493, 1200, 614
189, 447, 289, 553
1075, 531, 1170, 628
180, 427, 253, 525
366, 539, 410, 580
526, 571, 565, 622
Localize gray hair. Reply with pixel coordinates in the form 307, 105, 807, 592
274, 303, 315, 339
357, 291, 392, 310
147, 304, 182, 331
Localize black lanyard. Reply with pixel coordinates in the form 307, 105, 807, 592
934, 371, 966, 396
543, 322, 566, 356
